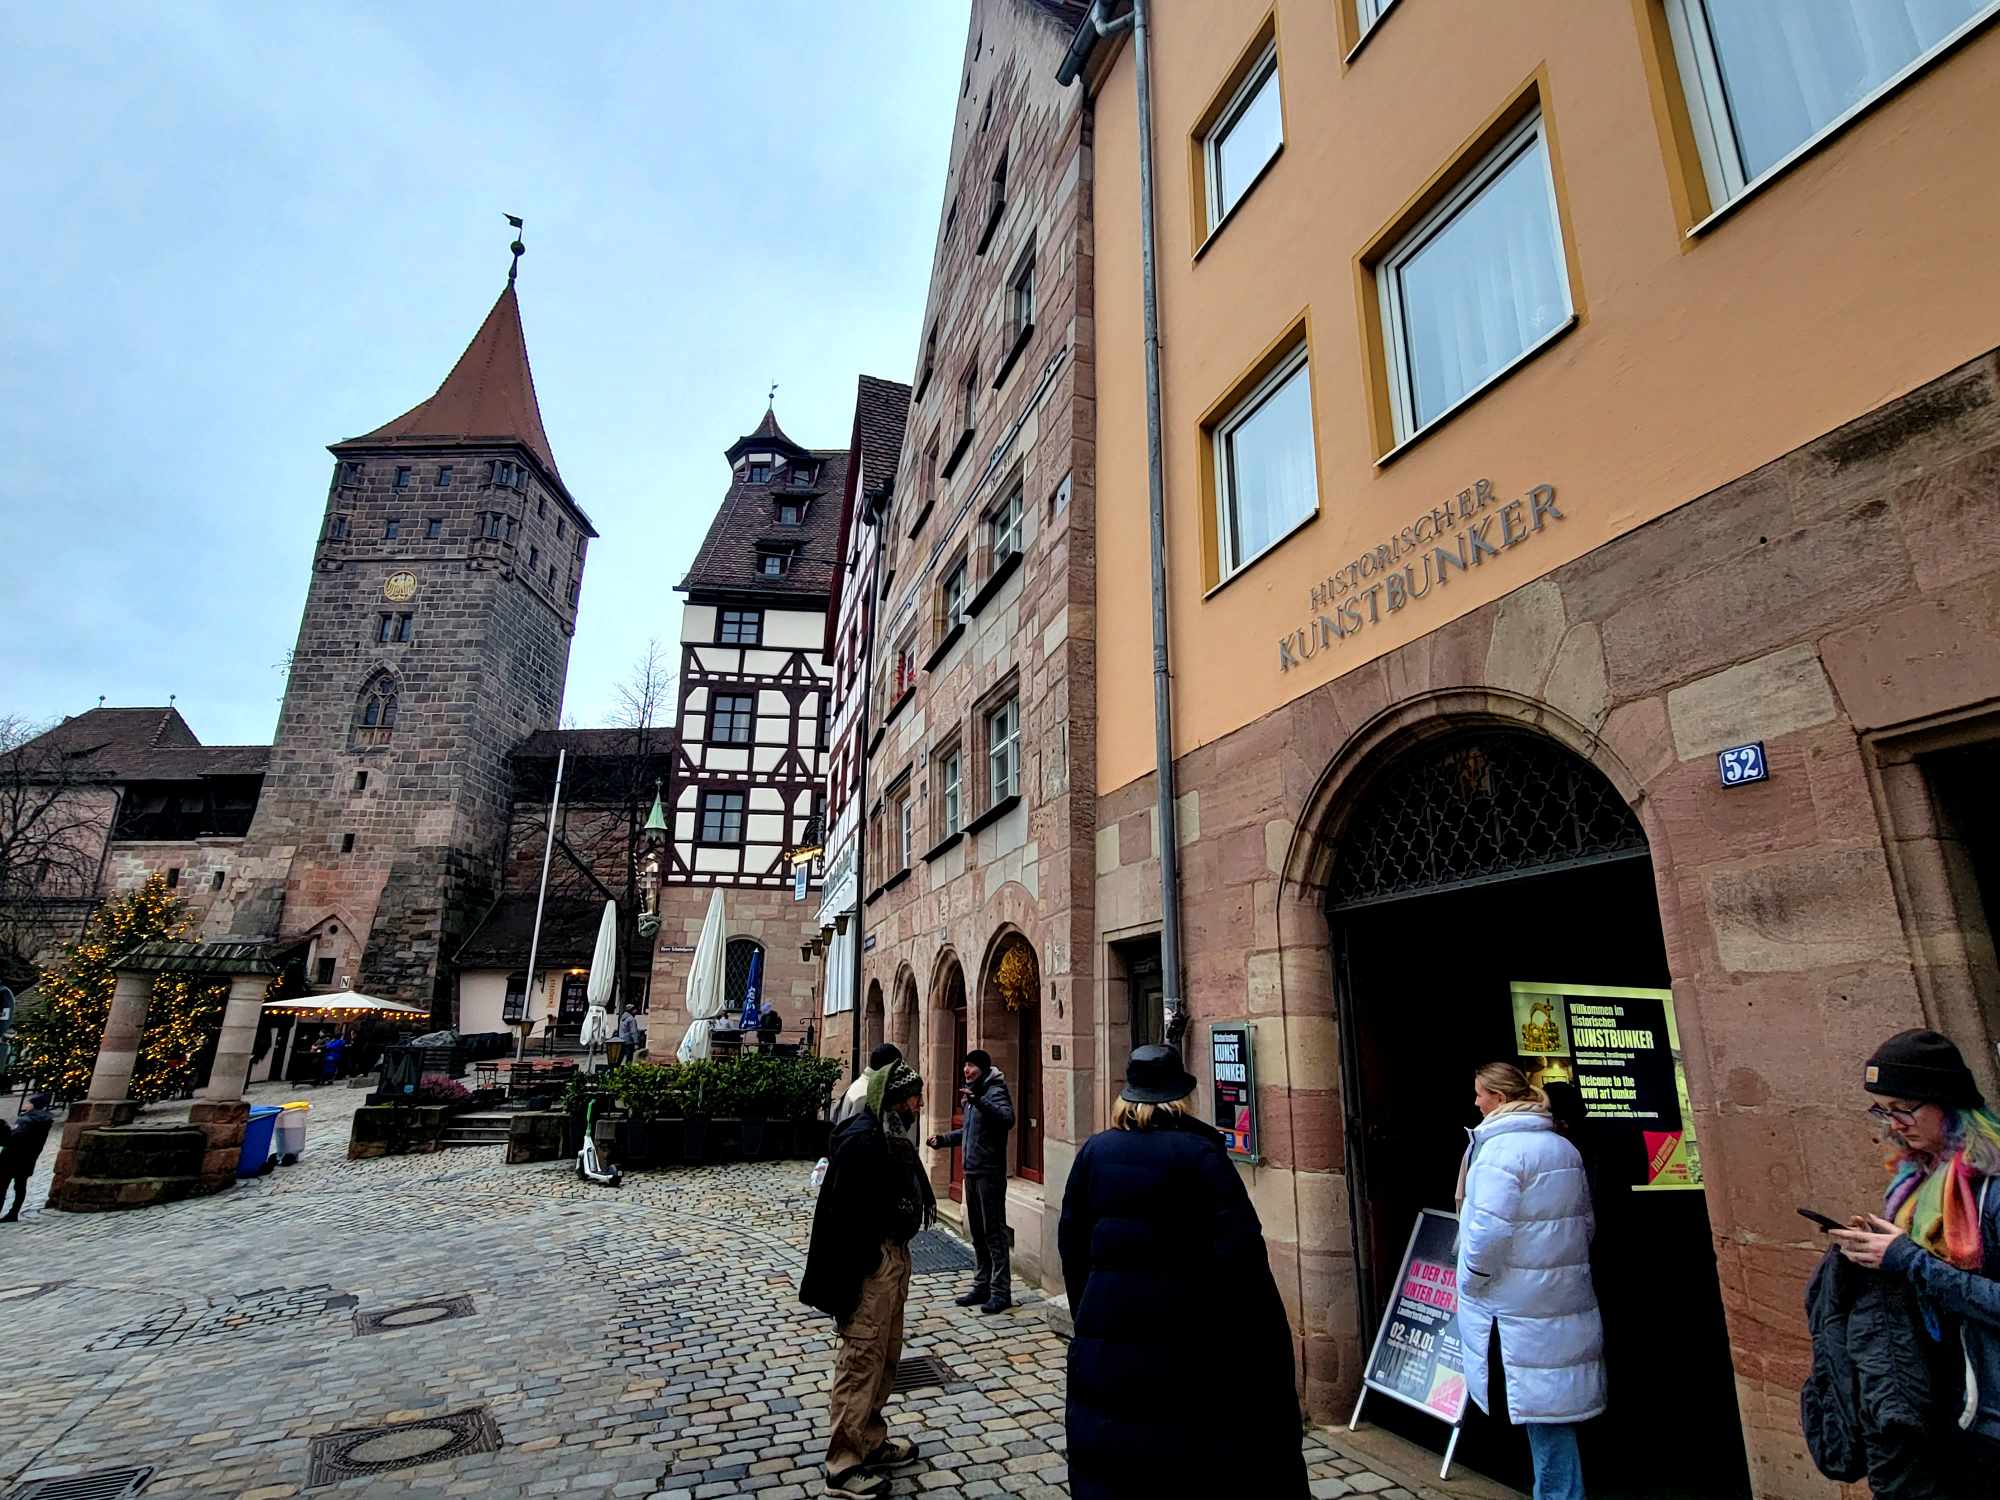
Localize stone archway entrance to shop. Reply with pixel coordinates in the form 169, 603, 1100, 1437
977, 929, 1044, 1183
1324, 725, 1749, 1500
927, 952, 969, 1203
888, 966, 918, 1059
862, 980, 885, 1061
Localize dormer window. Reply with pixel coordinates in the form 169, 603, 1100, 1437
749, 464, 772, 483
792, 462, 815, 487
778, 503, 802, 527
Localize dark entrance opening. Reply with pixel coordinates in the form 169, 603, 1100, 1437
1330, 731, 1749, 1500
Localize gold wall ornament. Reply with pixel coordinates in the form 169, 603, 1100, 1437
383, 571, 419, 602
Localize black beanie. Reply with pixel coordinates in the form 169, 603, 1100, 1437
1865, 1029, 1985, 1109
965, 1048, 992, 1073
867, 1043, 902, 1070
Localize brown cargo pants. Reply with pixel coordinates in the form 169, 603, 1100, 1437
825, 1238, 912, 1480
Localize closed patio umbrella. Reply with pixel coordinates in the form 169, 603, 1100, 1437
677, 889, 728, 1062
579, 900, 617, 1068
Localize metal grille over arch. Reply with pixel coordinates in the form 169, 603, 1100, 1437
1326, 730, 1647, 911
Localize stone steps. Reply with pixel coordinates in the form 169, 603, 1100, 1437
441, 1112, 512, 1147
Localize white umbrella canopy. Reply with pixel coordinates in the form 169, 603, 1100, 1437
677, 888, 728, 1062
579, 900, 617, 1048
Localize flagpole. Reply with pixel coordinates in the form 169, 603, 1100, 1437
518, 747, 567, 1063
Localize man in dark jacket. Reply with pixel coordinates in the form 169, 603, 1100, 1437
2, 1093, 55, 1222
801, 1063, 931, 1498
927, 1049, 1015, 1313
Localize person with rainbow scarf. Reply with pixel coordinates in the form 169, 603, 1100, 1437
1831, 1028, 2000, 1480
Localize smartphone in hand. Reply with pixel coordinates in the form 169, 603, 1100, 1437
1798, 1207, 1845, 1232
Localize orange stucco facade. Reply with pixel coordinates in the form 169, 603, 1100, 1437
1091, 2, 2000, 793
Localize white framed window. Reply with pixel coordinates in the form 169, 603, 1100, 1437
1664, 0, 1997, 213
986, 696, 1020, 804
989, 485, 1024, 561
942, 561, 967, 625
1011, 251, 1036, 334
1202, 41, 1282, 232
1377, 111, 1572, 444
941, 749, 962, 836
1213, 344, 1317, 578
1355, 0, 1399, 38
897, 795, 914, 870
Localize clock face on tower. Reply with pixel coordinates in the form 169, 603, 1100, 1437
383, 572, 418, 602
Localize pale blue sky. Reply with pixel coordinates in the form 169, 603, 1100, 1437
0, 2, 967, 744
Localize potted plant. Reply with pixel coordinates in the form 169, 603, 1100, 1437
734, 1054, 779, 1159
675, 1059, 718, 1164
608, 1062, 679, 1168
785, 1054, 842, 1158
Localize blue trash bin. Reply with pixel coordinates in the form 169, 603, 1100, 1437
237, 1104, 283, 1178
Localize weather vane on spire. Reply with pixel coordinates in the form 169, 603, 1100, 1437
505, 214, 526, 283
768, 381, 779, 408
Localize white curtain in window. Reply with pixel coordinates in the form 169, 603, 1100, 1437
1702, 0, 1987, 181
1399, 135, 1566, 431
1223, 361, 1315, 567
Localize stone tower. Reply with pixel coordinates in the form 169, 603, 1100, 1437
210, 280, 596, 1012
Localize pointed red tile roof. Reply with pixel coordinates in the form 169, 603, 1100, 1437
342, 283, 560, 478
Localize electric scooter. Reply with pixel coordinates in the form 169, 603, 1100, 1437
577, 1093, 623, 1187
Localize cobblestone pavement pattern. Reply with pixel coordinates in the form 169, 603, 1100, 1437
0, 1083, 1424, 1498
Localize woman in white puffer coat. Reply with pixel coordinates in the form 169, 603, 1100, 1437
1456, 1062, 1606, 1500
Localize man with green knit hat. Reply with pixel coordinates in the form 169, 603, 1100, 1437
800, 1060, 933, 1497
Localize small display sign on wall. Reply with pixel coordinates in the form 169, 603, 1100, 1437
1210, 1024, 1258, 1162
1716, 741, 1768, 787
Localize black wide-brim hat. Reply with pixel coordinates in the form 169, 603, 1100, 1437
1121, 1044, 1198, 1104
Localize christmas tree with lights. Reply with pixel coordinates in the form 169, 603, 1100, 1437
17, 873, 230, 1103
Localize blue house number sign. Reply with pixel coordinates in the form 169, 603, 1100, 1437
1717, 742, 1768, 788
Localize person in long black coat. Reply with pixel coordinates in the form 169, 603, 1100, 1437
1058, 1045, 1308, 1498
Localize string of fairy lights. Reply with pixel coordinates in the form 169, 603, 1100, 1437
16, 872, 258, 1103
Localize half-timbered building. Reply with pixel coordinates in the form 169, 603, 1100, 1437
645, 407, 847, 1055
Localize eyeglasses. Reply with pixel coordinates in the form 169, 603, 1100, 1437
1867, 1103, 1921, 1128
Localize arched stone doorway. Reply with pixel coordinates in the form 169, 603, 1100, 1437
861, 979, 885, 1061
927, 951, 968, 1201
1322, 724, 1747, 1500
977, 929, 1043, 1182
888, 966, 918, 1059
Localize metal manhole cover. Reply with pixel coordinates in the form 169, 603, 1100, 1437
306, 1407, 500, 1486
907, 1230, 976, 1276
352, 1294, 476, 1336
891, 1355, 954, 1394
9, 1467, 154, 1500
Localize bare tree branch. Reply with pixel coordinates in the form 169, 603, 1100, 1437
0, 714, 115, 980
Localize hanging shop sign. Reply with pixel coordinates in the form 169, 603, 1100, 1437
1351, 1209, 1468, 1478
1509, 980, 1703, 1192
1278, 479, 1566, 674
1210, 1023, 1258, 1162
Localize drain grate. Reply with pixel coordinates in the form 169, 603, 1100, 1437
9, 1466, 154, 1500
907, 1229, 976, 1276
890, 1355, 954, 1394
307, 1407, 500, 1487
352, 1293, 476, 1336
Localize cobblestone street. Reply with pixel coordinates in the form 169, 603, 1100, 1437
0, 1085, 1463, 1498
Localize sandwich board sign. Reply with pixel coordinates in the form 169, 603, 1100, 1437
1350, 1208, 1468, 1478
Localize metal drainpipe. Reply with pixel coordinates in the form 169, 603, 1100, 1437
850, 487, 886, 1088
1066, 0, 1186, 1043
1128, 0, 1187, 1046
